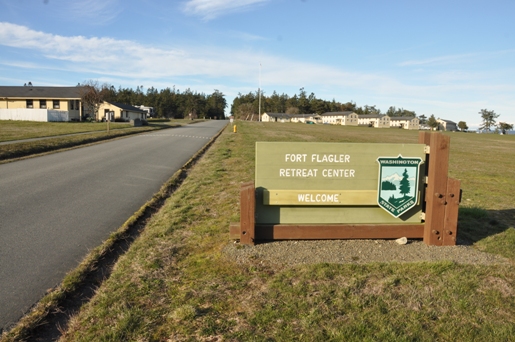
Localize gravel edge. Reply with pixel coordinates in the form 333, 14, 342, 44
223, 239, 512, 268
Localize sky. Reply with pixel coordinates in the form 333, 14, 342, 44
0, 0, 514, 128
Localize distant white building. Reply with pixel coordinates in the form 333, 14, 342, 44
290, 113, 322, 123
261, 112, 324, 123
261, 112, 292, 123
258, 111, 422, 131
358, 114, 391, 128
133, 105, 155, 118
437, 119, 458, 131
96, 102, 146, 121
390, 116, 420, 130
319, 111, 359, 125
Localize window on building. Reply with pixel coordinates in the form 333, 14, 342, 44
53, 100, 60, 109
70, 100, 74, 110
40, 100, 47, 109
26, 99, 33, 108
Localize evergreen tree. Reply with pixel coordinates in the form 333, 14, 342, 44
298, 87, 310, 113
427, 114, 438, 130
458, 121, 468, 131
206, 89, 227, 119
479, 109, 499, 132
399, 168, 411, 198
498, 122, 513, 134
386, 106, 416, 117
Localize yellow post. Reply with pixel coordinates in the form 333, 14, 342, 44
233, 125, 237, 133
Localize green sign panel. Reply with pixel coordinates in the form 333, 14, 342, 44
255, 142, 426, 224
377, 156, 424, 217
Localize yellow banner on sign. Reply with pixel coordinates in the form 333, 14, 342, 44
263, 190, 377, 206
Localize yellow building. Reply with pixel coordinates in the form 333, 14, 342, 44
436, 118, 458, 131
261, 113, 323, 123
358, 114, 391, 128
96, 102, 147, 121
320, 111, 359, 125
0, 85, 84, 121
261, 112, 292, 122
390, 116, 420, 130
290, 113, 322, 123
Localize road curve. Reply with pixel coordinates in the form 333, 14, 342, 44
0, 120, 227, 330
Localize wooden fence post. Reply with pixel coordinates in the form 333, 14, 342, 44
239, 182, 255, 245
443, 177, 461, 245
420, 132, 451, 246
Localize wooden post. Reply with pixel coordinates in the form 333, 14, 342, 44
419, 132, 431, 219
420, 132, 450, 246
443, 177, 461, 245
239, 182, 255, 245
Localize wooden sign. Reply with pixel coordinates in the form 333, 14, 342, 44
255, 142, 426, 224
230, 132, 461, 246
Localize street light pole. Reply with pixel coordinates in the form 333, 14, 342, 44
258, 63, 261, 122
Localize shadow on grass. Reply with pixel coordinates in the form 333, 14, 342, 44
146, 122, 177, 128
458, 207, 515, 245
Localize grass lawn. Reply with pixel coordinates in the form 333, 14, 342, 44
0, 119, 200, 162
3, 122, 514, 341
0, 120, 132, 142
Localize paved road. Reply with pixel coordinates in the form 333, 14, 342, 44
0, 120, 227, 330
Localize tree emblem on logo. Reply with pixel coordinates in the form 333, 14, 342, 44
377, 155, 423, 217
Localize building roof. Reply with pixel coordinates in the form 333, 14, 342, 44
320, 111, 356, 117
358, 114, 388, 119
264, 112, 291, 118
290, 113, 319, 118
437, 118, 457, 124
0, 86, 86, 99
265, 113, 320, 119
107, 102, 146, 113
389, 116, 418, 121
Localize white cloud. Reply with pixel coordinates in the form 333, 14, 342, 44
1, 22, 514, 125
67, 0, 122, 25
0, 22, 356, 85
398, 53, 476, 67
399, 49, 515, 67
0, 0, 123, 25
228, 31, 268, 42
1, 21, 513, 103
182, 0, 269, 20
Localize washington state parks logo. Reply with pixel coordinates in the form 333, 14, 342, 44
377, 155, 423, 217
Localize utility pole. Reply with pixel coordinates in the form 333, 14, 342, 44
258, 63, 262, 122
107, 111, 114, 134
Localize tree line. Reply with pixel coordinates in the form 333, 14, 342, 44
80, 81, 227, 120
231, 88, 418, 121
231, 88, 515, 133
